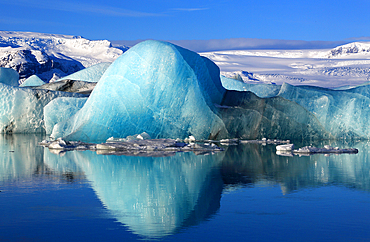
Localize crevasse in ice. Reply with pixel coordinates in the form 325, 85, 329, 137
0, 83, 86, 133
51, 40, 227, 142
0, 67, 19, 86
58, 62, 112, 83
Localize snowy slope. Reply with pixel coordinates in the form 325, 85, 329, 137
1, 31, 370, 88
201, 43, 370, 88
0, 31, 128, 82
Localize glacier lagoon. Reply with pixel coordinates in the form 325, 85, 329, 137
1, 134, 370, 241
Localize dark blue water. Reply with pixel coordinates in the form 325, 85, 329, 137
1, 134, 370, 241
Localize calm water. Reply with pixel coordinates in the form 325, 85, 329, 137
1, 135, 370, 241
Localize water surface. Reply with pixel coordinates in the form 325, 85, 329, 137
1, 135, 370, 241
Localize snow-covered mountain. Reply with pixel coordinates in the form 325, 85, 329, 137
0, 31, 128, 82
200, 42, 370, 88
1, 31, 370, 88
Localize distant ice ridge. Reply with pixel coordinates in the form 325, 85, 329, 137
201, 41, 370, 88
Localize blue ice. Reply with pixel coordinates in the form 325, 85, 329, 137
44, 97, 88, 134
51, 40, 226, 142
0, 83, 86, 133
20, 75, 45, 87
58, 62, 111, 83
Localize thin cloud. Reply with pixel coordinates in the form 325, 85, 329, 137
0, 0, 164, 17
171, 8, 209, 12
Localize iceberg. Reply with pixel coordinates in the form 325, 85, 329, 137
277, 83, 370, 139
0, 67, 19, 86
51, 40, 227, 142
215, 90, 331, 141
19, 75, 45, 87
44, 97, 88, 134
0, 83, 85, 133
58, 62, 111, 83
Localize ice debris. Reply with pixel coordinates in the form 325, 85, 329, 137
276, 144, 358, 156
40, 137, 224, 156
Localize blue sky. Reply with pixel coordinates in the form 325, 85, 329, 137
1, 0, 369, 42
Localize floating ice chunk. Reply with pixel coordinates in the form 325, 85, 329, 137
51, 40, 226, 142
58, 62, 111, 83
40, 138, 224, 155
44, 97, 88, 134
277, 83, 370, 139
0, 67, 19, 86
19, 75, 45, 87
293, 145, 358, 154
276, 144, 294, 151
0, 83, 85, 133
215, 90, 331, 141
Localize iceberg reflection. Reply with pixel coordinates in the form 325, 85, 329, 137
2, 135, 370, 238
44, 150, 224, 238
221, 142, 370, 194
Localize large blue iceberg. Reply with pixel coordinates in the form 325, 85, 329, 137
51, 40, 227, 141
48, 40, 370, 142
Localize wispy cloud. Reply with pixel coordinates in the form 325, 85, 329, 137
171, 8, 209, 12
0, 0, 164, 17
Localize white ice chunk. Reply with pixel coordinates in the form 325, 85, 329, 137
276, 144, 294, 151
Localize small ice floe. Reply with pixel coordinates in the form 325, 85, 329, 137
184, 135, 196, 143
275, 144, 358, 156
240, 138, 290, 145
293, 145, 358, 154
39, 136, 224, 156
276, 144, 294, 151
220, 138, 240, 145
107, 132, 151, 142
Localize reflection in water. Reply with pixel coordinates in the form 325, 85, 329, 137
222, 141, 370, 194
1, 135, 370, 238
44, 150, 224, 238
